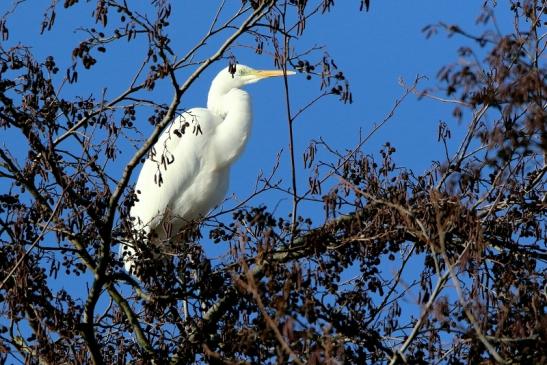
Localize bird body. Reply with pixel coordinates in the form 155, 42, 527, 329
121, 65, 294, 270
130, 90, 251, 236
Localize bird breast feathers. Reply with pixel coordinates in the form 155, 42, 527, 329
131, 109, 221, 227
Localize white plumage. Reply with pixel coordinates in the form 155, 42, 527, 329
121, 65, 294, 271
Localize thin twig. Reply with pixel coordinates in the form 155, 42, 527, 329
0, 191, 64, 290
238, 260, 306, 365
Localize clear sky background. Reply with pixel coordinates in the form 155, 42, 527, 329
1, 1, 509, 214
1, 0, 512, 287
0, 0, 516, 356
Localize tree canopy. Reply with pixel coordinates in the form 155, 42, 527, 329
0, 1, 545, 364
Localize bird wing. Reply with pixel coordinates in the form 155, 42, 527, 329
129, 108, 220, 232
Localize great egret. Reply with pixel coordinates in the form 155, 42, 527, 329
121, 65, 294, 271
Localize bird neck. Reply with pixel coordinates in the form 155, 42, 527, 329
207, 77, 224, 115
208, 88, 253, 168
207, 80, 235, 117
207, 81, 252, 119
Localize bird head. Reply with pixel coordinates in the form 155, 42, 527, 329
213, 64, 295, 90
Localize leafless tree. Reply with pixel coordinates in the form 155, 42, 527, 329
0, 0, 545, 364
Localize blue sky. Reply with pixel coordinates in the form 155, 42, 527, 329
1, 1, 501, 202
1, 0, 507, 300
0, 0, 516, 358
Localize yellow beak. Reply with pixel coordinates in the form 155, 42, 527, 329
254, 69, 296, 78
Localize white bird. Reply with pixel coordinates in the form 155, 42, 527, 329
121, 64, 294, 271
